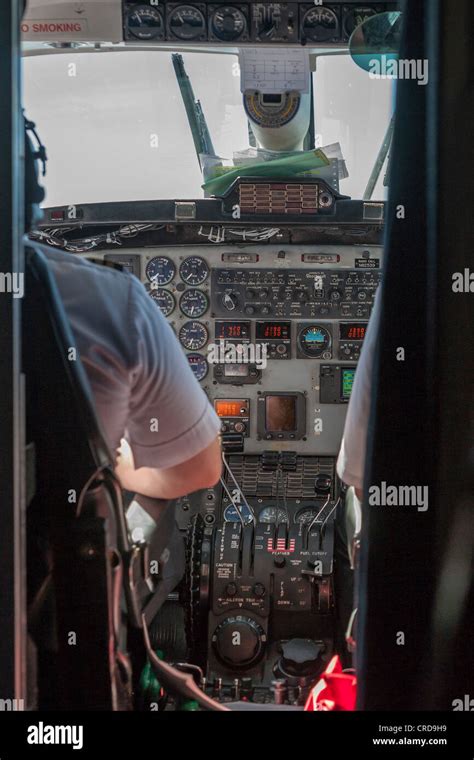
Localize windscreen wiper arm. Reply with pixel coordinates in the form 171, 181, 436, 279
171, 53, 216, 170
363, 113, 395, 200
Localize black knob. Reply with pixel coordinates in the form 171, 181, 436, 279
212, 616, 265, 667
253, 582, 266, 597
279, 639, 323, 678
244, 304, 256, 315
245, 288, 256, 299
222, 291, 239, 311
260, 305, 272, 315
226, 582, 238, 597
259, 289, 269, 299
328, 288, 343, 301
315, 474, 332, 495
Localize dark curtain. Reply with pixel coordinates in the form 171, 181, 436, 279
357, 0, 474, 710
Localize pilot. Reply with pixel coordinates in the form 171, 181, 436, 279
24, 118, 222, 499
336, 287, 381, 499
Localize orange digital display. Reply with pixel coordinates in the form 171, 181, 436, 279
214, 400, 248, 418
256, 321, 291, 340
340, 323, 368, 341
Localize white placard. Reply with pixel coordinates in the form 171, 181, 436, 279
239, 48, 310, 94
21, 0, 123, 43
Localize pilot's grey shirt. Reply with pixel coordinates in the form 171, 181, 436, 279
37, 245, 221, 469
336, 286, 380, 491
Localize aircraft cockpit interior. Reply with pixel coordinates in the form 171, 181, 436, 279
0, 0, 472, 738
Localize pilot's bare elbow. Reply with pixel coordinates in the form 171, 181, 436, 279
199, 458, 223, 490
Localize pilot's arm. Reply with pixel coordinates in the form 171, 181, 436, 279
112, 275, 222, 499
336, 287, 381, 501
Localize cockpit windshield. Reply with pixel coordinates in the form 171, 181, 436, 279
23, 48, 393, 206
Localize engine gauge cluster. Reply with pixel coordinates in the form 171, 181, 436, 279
258, 506, 289, 524
124, 3, 397, 45
146, 256, 175, 286
209, 5, 249, 42
301, 7, 339, 43
179, 289, 209, 318
179, 321, 209, 351
149, 288, 176, 317
179, 256, 209, 286
125, 4, 165, 40
167, 4, 207, 41
145, 255, 210, 331
186, 353, 209, 381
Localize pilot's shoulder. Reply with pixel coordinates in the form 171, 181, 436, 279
27, 240, 131, 287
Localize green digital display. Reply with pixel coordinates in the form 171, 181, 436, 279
342, 368, 356, 399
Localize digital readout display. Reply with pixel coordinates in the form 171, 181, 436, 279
342, 368, 356, 399
340, 323, 368, 341
265, 395, 296, 432
215, 321, 250, 340
256, 322, 291, 340
214, 400, 248, 418
224, 364, 248, 377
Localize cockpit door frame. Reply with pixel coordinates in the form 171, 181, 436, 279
0, 0, 27, 709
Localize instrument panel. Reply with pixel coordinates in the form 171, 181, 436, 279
123, 2, 398, 46
138, 242, 382, 455
82, 238, 383, 699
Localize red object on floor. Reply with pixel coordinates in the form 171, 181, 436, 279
304, 655, 357, 711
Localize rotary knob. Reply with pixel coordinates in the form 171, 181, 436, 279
314, 474, 332, 495
278, 639, 323, 678
328, 288, 343, 302
295, 288, 308, 302
212, 616, 266, 668
222, 291, 239, 311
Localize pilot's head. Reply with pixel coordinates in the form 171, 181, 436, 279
24, 117, 46, 232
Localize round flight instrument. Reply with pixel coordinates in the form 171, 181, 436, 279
146, 256, 175, 286
186, 353, 208, 382
179, 289, 209, 318
298, 325, 331, 358
301, 7, 339, 42
179, 321, 208, 351
168, 5, 207, 40
295, 507, 319, 525
258, 506, 289, 524
343, 6, 377, 38
224, 503, 254, 525
179, 256, 209, 286
126, 5, 164, 40
149, 289, 176, 317
210, 6, 247, 41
